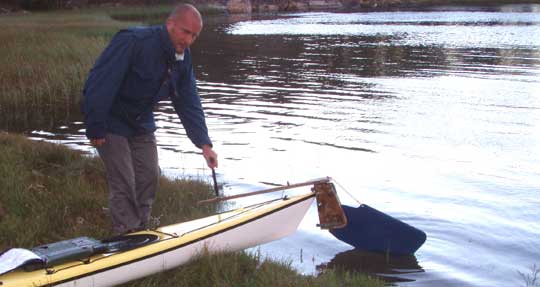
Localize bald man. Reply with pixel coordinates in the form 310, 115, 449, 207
82, 4, 218, 235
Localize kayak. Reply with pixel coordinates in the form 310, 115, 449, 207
0, 192, 316, 287
0, 177, 426, 286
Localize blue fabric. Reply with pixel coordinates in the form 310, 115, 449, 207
82, 25, 212, 148
330, 205, 426, 255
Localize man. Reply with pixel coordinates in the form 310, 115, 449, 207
82, 4, 217, 235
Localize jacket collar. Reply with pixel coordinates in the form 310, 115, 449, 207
159, 25, 178, 64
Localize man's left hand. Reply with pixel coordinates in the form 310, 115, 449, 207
202, 145, 218, 169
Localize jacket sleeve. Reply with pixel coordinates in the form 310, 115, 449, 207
82, 30, 136, 139
171, 55, 213, 148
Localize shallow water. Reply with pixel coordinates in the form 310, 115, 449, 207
25, 5, 540, 287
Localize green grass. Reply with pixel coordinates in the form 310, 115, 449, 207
0, 132, 218, 249
0, 133, 384, 286
0, 10, 131, 131
108, 4, 226, 25
119, 250, 384, 287
108, 5, 175, 24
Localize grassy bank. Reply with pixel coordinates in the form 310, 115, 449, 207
0, 132, 218, 249
118, 250, 382, 287
0, 133, 384, 286
0, 9, 131, 132
108, 4, 226, 24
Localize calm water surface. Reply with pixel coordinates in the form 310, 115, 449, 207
27, 5, 540, 287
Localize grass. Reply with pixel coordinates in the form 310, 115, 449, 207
0, 132, 217, 250
519, 264, 540, 287
0, 10, 132, 132
0, 132, 384, 286
119, 250, 383, 287
108, 4, 226, 25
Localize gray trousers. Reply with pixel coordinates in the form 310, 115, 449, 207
97, 133, 159, 234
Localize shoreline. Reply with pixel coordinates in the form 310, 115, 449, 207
1, 0, 539, 15
0, 132, 384, 286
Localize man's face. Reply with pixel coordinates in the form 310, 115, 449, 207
166, 12, 202, 54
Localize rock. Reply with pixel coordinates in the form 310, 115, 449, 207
254, 3, 280, 12
227, 0, 252, 14
286, 1, 309, 11
308, 0, 342, 10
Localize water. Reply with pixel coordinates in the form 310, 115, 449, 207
24, 5, 540, 287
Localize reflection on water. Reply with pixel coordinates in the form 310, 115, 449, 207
0, 105, 82, 135
317, 249, 423, 284
8, 6, 540, 287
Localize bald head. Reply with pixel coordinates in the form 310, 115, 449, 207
168, 3, 202, 26
166, 3, 203, 54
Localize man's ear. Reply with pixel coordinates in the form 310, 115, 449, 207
165, 18, 174, 31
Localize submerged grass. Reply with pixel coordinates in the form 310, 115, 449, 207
519, 264, 540, 287
0, 133, 384, 287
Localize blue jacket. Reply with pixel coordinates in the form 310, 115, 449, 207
82, 25, 212, 148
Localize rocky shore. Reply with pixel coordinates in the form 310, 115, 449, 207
226, 0, 407, 13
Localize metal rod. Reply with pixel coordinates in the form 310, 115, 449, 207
211, 168, 219, 197
198, 177, 332, 205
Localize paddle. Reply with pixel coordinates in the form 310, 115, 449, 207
198, 177, 331, 204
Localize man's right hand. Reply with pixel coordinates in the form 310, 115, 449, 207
90, 138, 106, 147
201, 144, 218, 169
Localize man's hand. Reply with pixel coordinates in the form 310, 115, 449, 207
202, 144, 218, 169
90, 138, 106, 147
